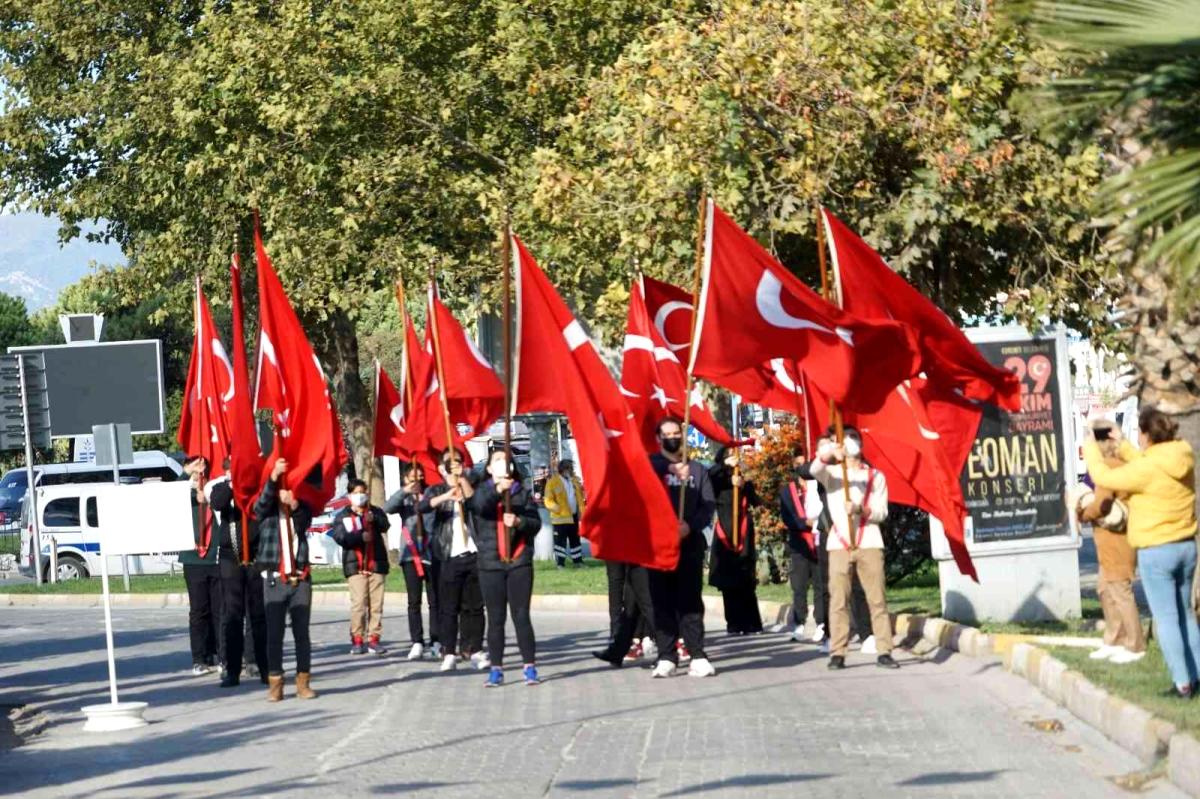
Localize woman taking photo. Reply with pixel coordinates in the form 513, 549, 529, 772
1085, 407, 1199, 698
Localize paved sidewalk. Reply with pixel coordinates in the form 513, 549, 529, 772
0, 607, 1184, 798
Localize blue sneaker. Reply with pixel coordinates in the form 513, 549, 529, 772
523, 665, 540, 685
485, 667, 504, 688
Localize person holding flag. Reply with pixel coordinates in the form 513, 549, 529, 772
385, 462, 439, 661
470, 450, 543, 687
332, 479, 392, 657
708, 446, 763, 636
648, 418, 717, 679
809, 428, 900, 671
181, 454, 222, 677
254, 457, 318, 701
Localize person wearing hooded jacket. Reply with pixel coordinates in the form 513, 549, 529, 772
384, 462, 438, 661
708, 447, 763, 635
470, 450, 544, 687
1085, 406, 1199, 699
332, 479, 391, 657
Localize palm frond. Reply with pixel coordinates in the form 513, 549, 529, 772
1036, 0, 1200, 51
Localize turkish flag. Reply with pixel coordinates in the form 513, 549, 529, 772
252, 227, 348, 510
642, 276, 811, 422
692, 201, 920, 411
621, 276, 735, 453
425, 286, 505, 442
178, 277, 234, 480
822, 209, 1020, 411
512, 235, 680, 570
373, 355, 442, 485
226, 253, 266, 518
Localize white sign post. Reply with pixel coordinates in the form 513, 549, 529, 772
81, 480, 194, 732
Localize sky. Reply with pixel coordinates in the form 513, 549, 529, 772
0, 211, 126, 309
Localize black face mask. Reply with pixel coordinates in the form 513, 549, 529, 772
661, 438, 683, 454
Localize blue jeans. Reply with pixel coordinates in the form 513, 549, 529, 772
1138, 540, 1200, 688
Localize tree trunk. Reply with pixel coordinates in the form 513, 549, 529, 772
315, 309, 383, 503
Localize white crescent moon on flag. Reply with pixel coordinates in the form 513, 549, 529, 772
896, 382, 940, 440
755, 272, 854, 346
769, 358, 800, 394
653, 301, 692, 352
389, 403, 405, 432
212, 339, 235, 403
466, 334, 496, 370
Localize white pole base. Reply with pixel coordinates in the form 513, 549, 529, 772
81, 701, 149, 732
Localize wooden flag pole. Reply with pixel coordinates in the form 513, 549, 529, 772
731, 446, 741, 552
426, 264, 467, 547
815, 204, 857, 549
500, 211, 515, 562
393, 272, 429, 548
678, 189, 708, 522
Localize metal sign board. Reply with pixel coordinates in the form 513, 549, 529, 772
94, 424, 135, 468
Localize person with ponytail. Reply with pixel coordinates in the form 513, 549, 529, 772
808, 427, 899, 671
708, 446, 763, 635
1085, 407, 1199, 699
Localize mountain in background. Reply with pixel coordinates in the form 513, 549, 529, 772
0, 212, 125, 309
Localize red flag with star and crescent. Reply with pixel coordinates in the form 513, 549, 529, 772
227, 253, 266, 518
252, 226, 348, 510
177, 276, 234, 481
512, 235, 680, 571
690, 200, 921, 412
621, 276, 736, 454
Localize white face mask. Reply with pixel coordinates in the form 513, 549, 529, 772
349, 492, 369, 509
489, 460, 511, 481
844, 437, 862, 458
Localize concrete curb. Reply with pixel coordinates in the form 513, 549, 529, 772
893, 612, 1197, 796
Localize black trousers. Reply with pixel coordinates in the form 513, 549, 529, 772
817, 544, 871, 638
604, 562, 656, 654
219, 559, 267, 678
721, 584, 763, 634
185, 563, 223, 666
553, 523, 583, 566
789, 552, 824, 628
649, 548, 707, 663
479, 565, 536, 666
401, 560, 438, 645
264, 576, 312, 675
439, 554, 484, 657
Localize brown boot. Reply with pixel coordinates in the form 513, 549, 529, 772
267, 674, 284, 702
295, 672, 317, 700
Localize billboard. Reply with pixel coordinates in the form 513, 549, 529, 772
961, 328, 1075, 545
8, 340, 165, 438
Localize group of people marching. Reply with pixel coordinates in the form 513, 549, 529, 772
180, 412, 903, 701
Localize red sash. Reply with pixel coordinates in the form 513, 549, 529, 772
344, 512, 376, 573
787, 480, 816, 551
713, 495, 750, 554
195, 504, 213, 559
831, 468, 874, 550
496, 504, 526, 563
404, 525, 426, 578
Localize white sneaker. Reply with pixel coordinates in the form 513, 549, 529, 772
407, 643, 424, 661
688, 657, 717, 678
769, 622, 788, 633
819, 639, 831, 655
861, 635, 878, 655
810, 623, 825, 643
791, 627, 808, 643
1109, 648, 1146, 665
642, 636, 659, 661
470, 652, 491, 671
439, 654, 458, 672
1089, 644, 1120, 661
430, 642, 443, 660
651, 660, 677, 679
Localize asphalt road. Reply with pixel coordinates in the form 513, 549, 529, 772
0, 606, 1182, 798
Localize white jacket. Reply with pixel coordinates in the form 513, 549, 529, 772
809, 459, 889, 550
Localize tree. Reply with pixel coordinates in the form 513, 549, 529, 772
0, 1, 688, 478
0, 293, 34, 353
1031, 0, 1200, 476
524, 0, 1111, 344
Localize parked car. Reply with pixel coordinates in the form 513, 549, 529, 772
19, 482, 184, 582
306, 494, 351, 566
0, 451, 184, 529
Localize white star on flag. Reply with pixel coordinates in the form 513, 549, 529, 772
689, 386, 707, 410
649, 384, 675, 410
598, 412, 623, 448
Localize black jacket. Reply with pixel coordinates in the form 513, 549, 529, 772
778, 480, 818, 559
179, 486, 218, 567
383, 487, 431, 564
708, 463, 758, 590
253, 477, 316, 576
331, 505, 391, 577
649, 453, 715, 559
417, 475, 481, 562
207, 477, 259, 563
468, 479, 542, 571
